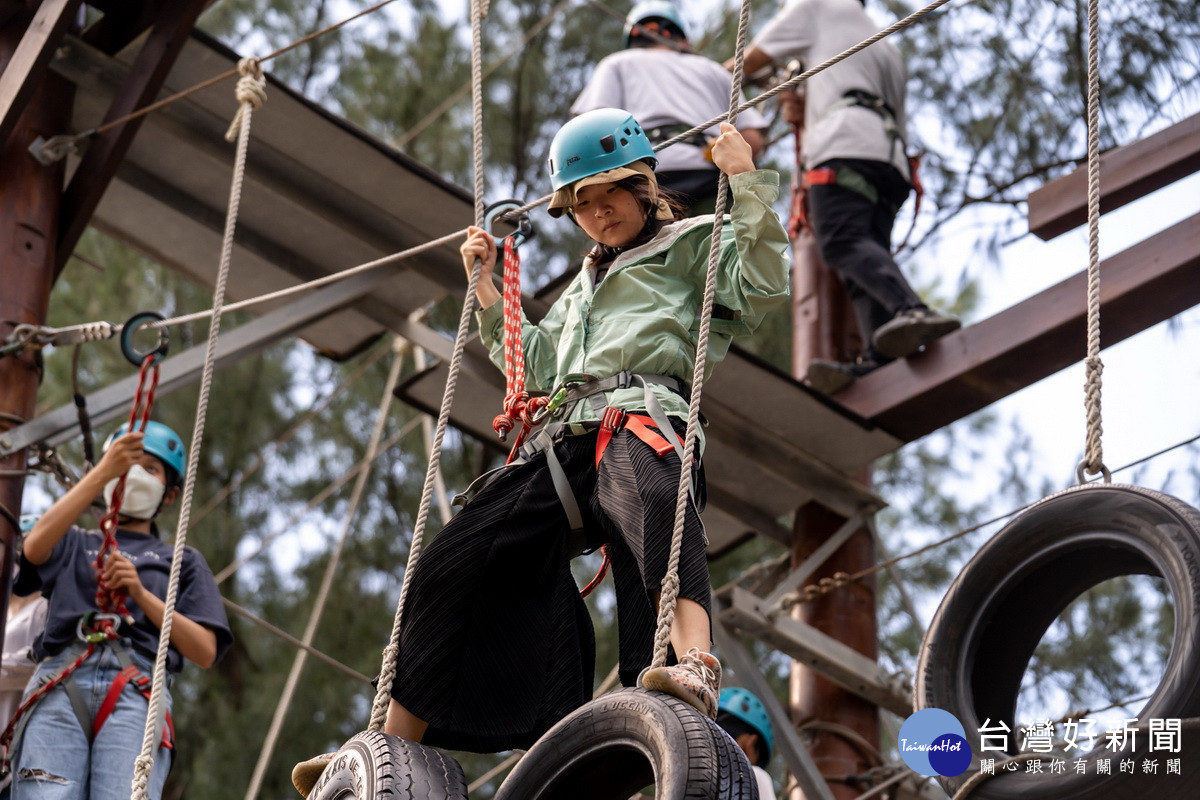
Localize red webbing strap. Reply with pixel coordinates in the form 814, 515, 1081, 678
893, 152, 924, 255
594, 411, 684, 469
584, 412, 686, 599
492, 236, 549, 464
93, 665, 173, 750
0, 642, 97, 765
95, 354, 161, 624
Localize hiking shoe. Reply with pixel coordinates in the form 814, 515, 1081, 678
806, 357, 881, 395
292, 752, 336, 798
639, 648, 722, 718
871, 308, 961, 359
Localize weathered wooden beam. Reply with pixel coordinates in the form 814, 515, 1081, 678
718, 586, 913, 718
1028, 114, 1200, 240
837, 213, 1200, 442
55, 0, 209, 276
0, 0, 83, 148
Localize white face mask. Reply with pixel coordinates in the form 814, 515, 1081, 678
103, 464, 166, 520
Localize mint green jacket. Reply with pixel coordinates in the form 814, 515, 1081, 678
477, 169, 790, 431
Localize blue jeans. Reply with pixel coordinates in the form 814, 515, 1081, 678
11, 643, 172, 800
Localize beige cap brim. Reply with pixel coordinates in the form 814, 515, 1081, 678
548, 161, 673, 220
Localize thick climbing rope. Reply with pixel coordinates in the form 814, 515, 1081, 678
367, 0, 490, 732
129, 57, 265, 800
1079, 0, 1108, 483
648, 0, 754, 670
494, 237, 550, 460
244, 337, 407, 800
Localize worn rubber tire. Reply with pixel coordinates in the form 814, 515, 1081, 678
916, 483, 1200, 800
307, 730, 468, 800
494, 687, 758, 800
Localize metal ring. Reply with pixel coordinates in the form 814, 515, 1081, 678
1075, 458, 1112, 485
482, 199, 534, 247
119, 312, 169, 367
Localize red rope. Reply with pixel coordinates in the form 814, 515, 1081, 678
786, 120, 807, 240
95, 354, 160, 625
492, 236, 548, 463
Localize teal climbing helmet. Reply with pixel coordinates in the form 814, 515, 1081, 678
624, 1, 688, 47
103, 420, 186, 484
547, 108, 656, 197
718, 687, 774, 766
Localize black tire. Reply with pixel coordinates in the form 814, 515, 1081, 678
916, 483, 1200, 800
308, 730, 468, 800
494, 687, 758, 800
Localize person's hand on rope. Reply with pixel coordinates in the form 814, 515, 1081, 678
94, 431, 145, 482
779, 89, 805, 126
98, 552, 146, 603
460, 226, 502, 309
709, 123, 756, 177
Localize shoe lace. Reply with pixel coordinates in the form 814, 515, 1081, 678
679, 648, 718, 689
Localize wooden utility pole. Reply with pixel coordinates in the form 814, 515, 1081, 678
787, 122, 881, 796
0, 9, 74, 646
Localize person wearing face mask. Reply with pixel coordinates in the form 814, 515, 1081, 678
9, 421, 231, 800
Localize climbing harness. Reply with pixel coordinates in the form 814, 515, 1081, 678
0, 321, 168, 776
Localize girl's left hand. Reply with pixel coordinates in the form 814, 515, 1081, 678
709, 123, 756, 177
99, 552, 146, 601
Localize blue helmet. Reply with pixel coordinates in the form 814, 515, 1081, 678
18, 514, 38, 533
718, 687, 774, 766
624, 1, 688, 47
103, 420, 186, 484
548, 108, 656, 194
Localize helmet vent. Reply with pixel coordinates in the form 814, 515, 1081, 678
599, 134, 615, 153
619, 137, 628, 146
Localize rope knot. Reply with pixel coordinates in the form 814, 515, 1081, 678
225, 58, 267, 142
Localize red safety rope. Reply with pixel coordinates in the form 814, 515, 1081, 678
786, 120, 808, 240
492, 236, 549, 464
893, 152, 924, 255
95, 354, 160, 626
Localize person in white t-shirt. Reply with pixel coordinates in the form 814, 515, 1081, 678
572, 1, 768, 215
717, 687, 778, 800
732, 0, 960, 393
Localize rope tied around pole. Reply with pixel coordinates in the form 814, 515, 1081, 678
225, 58, 267, 143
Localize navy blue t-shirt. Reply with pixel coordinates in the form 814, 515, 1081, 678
16, 526, 233, 673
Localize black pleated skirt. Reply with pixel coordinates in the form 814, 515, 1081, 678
390, 424, 712, 753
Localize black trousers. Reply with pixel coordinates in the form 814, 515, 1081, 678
389, 424, 711, 753
808, 157, 923, 362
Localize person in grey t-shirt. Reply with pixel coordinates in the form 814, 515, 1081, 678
573, 1, 767, 216
732, 0, 960, 393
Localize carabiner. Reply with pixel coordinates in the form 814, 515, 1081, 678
119, 311, 169, 367
482, 199, 534, 248
77, 612, 122, 643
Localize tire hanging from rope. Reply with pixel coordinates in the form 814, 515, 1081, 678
917, 1, 1200, 797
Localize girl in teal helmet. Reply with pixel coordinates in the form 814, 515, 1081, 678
380, 107, 790, 754
14, 421, 231, 800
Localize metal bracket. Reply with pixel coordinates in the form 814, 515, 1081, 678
28, 133, 81, 165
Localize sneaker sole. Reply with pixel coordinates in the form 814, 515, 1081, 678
806, 363, 857, 394
873, 317, 961, 360
638, 669, 715, 718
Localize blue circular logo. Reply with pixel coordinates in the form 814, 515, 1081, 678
898, 708, 972, 776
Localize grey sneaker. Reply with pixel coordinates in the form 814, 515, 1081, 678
639, 648, 722, 718
806, 357, 881, 395
872, 308, 961, 359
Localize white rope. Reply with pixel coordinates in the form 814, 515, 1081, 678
368, 0, 489, 731
1079, 0, 1108, 481
243, 337, 406, 800
129, 57, 265, 800
649, 0, 754, 668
